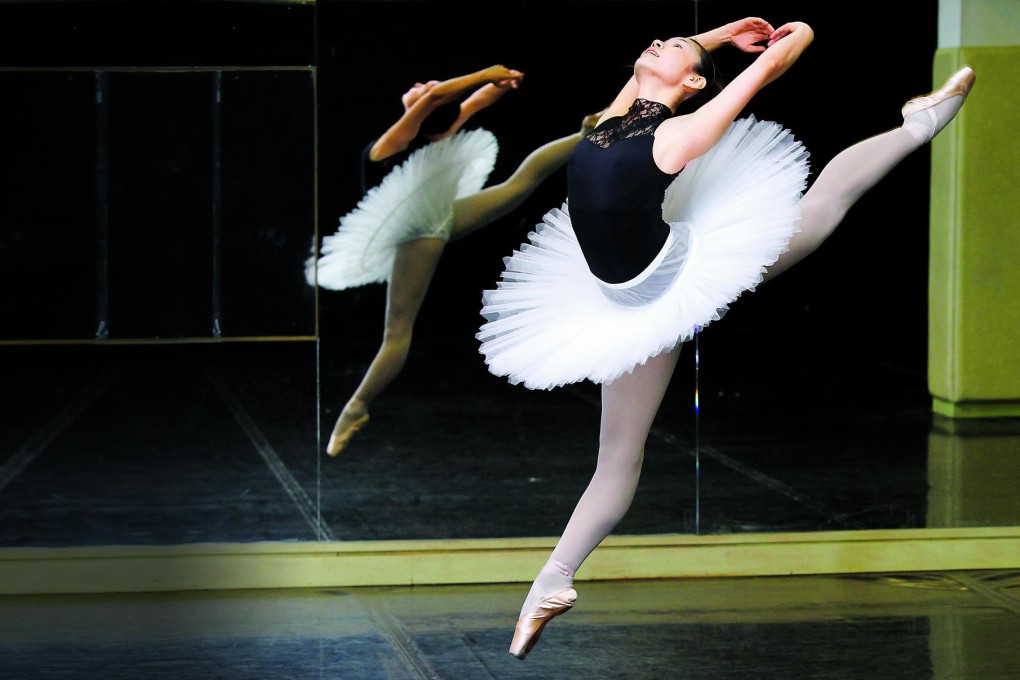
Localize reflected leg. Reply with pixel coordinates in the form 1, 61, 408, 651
449, 113, 599, 241
326, 237, 445, 456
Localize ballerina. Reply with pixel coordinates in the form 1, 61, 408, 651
473, 17, 975, 659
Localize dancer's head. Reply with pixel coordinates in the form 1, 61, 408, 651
686, 38, 724, 100
635, 37, 723, 109
401, 80, 461, 137
401, 80, 438, 110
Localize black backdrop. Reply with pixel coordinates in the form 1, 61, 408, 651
0, 0, 317, 340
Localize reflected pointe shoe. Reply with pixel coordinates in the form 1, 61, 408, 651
508, 587, 577, 660
901, 66, 976, 143
326, 412, 369, 457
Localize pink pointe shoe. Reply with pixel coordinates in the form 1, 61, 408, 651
901, 66, 976, 143
508, 587, 577, 660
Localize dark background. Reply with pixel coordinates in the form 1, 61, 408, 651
0, 0, 317, 340
0, 0, 937, 375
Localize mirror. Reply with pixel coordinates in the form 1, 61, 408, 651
0, 1, 322, 546
0, 64, 319, 543
1, 0, 1017, 551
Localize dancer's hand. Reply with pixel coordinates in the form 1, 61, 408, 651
458, 65, 525, 120
728, 17, 774, 53
484, 64, 525, 88
767, 21, 812, 48
466, 80, 518, 112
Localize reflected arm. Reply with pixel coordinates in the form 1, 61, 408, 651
370, 65, 524, 161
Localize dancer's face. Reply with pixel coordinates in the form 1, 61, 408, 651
636, 37, 704, 90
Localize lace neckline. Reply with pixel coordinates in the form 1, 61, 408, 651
585, 97, 673, 149
625, 97, 672, 122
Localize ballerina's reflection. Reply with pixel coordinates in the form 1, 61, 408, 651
307, 64, 600, 456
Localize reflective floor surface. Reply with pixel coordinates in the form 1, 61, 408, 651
2, 569, 1019, 679
3, 330, 1019, 548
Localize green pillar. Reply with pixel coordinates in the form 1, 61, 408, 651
929, 0, 1020, 418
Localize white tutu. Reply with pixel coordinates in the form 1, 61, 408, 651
477, 116, 810, 390
307, 128, 499, 289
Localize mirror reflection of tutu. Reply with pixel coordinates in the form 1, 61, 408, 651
477, 116, 810, 390
308, 128, 498, 290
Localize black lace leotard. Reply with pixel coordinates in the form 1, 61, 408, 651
568, 98, 679, 284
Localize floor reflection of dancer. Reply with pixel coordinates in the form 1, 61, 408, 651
475, 17, 975, 659
308, 64, 600, 456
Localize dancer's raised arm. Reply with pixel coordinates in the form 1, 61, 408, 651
652, 21, 814, 172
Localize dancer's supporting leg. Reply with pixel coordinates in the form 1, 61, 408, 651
510, 346, 682, 658
765, 66, 975, 281
326, 237, 444, 456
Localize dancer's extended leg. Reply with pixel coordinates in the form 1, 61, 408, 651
510, 346, 681, 657
450, 113, 600, 241
765, 66, 975, 281
326, 237, 445, 456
